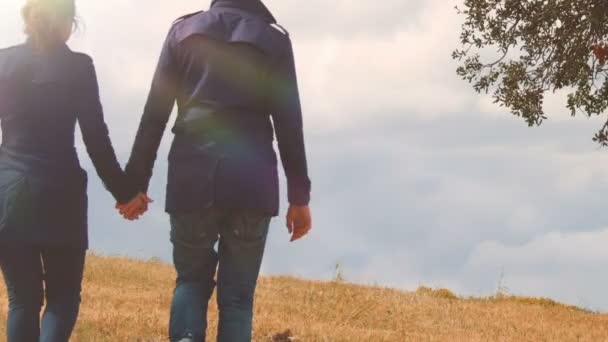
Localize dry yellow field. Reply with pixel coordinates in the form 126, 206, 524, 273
0, 254, 607, 341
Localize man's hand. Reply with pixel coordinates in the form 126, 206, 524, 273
286, 205, 312, 242
116, 193, 153, 221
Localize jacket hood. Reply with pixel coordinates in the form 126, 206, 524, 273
210, 0, 276, 23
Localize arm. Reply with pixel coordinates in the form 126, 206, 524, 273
271, 40, 311, 207
125, 28, 178, 192
78, 58, 137, 204
270, 40, 312, 241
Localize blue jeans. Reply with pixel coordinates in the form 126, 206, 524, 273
0, 244, 86, 342
169, 208, 271, 342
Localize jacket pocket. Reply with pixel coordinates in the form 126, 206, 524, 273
26, 169, 88, 225
166, 154, 221, 213
0, 170, 31, 232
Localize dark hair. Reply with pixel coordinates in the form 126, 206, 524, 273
22, 0, 77, 50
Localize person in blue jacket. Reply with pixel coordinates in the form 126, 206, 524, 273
0, 0, 147, 341
119, 0, 313, 340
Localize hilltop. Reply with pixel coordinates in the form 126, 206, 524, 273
0, 255, 606, 341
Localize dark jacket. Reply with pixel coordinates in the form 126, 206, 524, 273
0, 42, 135, 248
126, 0, 311, 216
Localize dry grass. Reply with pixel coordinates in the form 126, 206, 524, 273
0, 254, 607, 341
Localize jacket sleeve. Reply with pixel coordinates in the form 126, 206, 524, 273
78, 58, 136, 204
270, 40, 311, 206
125, 28, 178, 192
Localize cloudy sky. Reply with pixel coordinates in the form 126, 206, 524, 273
2, 0, 608, 311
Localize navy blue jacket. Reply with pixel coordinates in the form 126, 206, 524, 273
0, 42, 135, 247
126, 0, 311, 216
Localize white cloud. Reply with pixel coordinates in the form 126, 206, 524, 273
294, 0, 475, 129
468, 230, 608, 270
465, 229, 608, 309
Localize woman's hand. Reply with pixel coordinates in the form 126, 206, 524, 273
116, 193, 153, 220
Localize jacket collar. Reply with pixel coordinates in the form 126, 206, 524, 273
24, 39, 70, 56
210, 0, 276, 23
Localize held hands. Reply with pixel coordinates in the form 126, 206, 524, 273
116, 193, 153, 221
286, 205, 312, 242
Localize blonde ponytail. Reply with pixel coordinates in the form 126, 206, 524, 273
22, 0, 76, 50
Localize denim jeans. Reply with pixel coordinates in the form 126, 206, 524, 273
0, 243, 86, 342
169, 208, 271, 342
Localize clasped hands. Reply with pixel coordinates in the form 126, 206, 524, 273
116, 193, 153, 220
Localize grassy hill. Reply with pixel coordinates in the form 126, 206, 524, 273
0, 255, 607, 341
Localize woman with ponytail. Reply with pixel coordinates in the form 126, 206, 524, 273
0, 1, 147, 340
